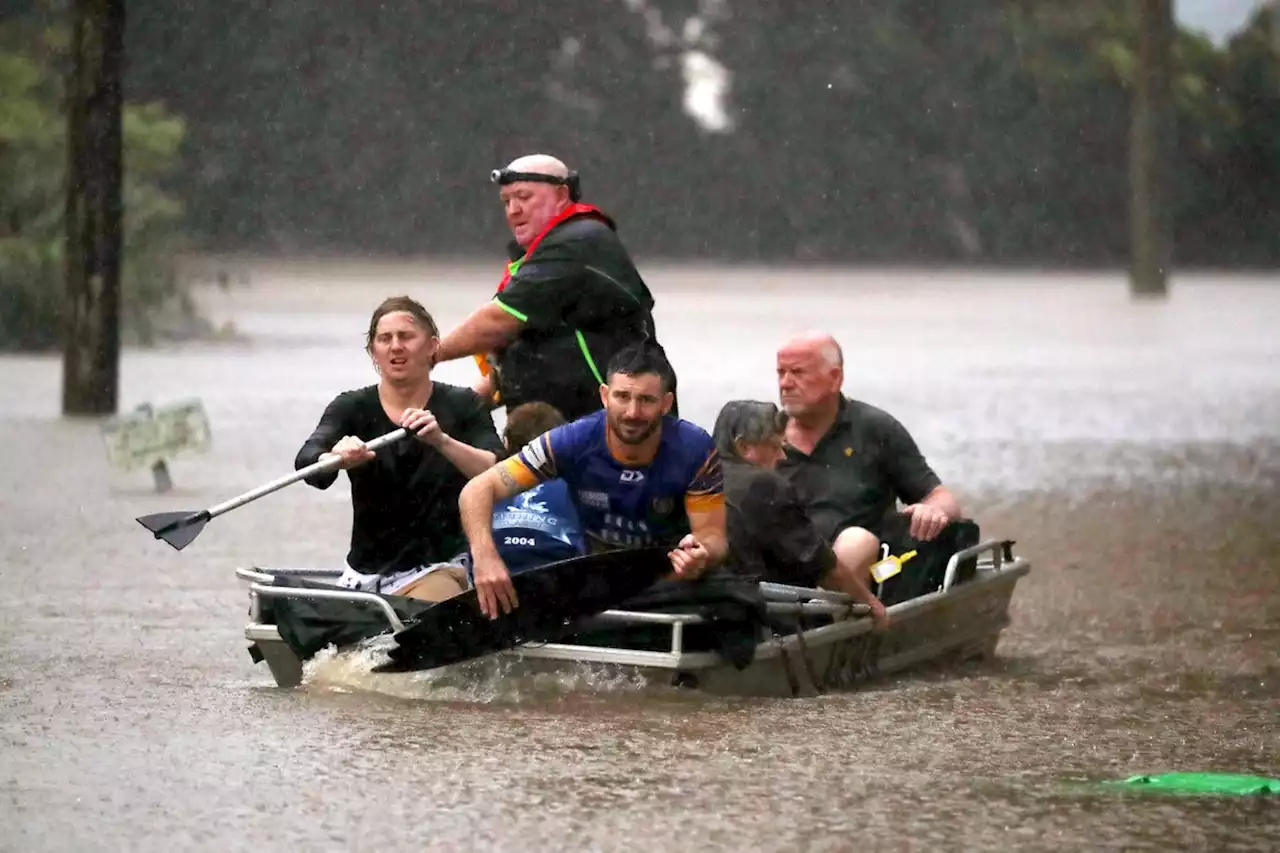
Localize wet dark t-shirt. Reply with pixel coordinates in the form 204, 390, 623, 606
723, 458, 837, 588
777, 396, 941, 542
492, 215, 669, 420
294, 383, 504, 575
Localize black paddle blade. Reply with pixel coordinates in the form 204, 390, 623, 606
373, 546, 672, 674
136, 510, 210, 551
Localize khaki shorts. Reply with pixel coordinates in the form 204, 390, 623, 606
395, 563, 470, 603
334, 562, 470, 603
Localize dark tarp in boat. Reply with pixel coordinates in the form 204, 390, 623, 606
874, 517, 983, 605
566, 571, 769, 670
257, 549, 771, 674
254, 574, 434, 663
377, 547, 678, 672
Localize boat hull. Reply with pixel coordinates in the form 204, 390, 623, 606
236, 539, 1030, 698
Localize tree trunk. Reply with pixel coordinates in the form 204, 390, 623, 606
62, 0, 125, 415
1129, 0, 1174, 298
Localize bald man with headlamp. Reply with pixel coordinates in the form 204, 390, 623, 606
434, 154, 677, 421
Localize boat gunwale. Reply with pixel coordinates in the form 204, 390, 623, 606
234, 539, 1029, 683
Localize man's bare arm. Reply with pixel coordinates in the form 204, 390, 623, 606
687, 501, 729, 567
435, 303, 523, 364
920, 485, 962, 521
436, 437, 496, 479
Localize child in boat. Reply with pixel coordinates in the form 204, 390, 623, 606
404, 402, 588, 594
402, 402, 588, 599
483, 402, 588, 574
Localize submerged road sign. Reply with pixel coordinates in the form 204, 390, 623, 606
102, 399, 212, 489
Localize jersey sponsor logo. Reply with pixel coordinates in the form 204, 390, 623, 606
578, 489, 610, 510
493, 510, 560, 533
514, 490, 550, 513
596, 514, 652, 547
619, 469, 645, 483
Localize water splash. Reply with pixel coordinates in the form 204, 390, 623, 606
303, 637, 656, 704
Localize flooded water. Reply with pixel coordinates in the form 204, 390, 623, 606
1, 263, 1277, 852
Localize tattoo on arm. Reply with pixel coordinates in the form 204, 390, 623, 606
498, 466, 517, 488
491, 462, 533, 501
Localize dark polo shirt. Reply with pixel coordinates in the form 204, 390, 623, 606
492, 215, 666, 420
777, 396, 941, 542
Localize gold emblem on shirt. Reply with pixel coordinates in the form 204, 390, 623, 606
844, 446, 853, 456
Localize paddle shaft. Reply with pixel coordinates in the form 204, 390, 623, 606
205, 428, 409, 520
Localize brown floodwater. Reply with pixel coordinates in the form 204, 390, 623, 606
1, 264, 1277, 852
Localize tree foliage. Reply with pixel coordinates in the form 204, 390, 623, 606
0, 16, 187, 352
4, 1, 1277, 348
129, 1, 1269, 266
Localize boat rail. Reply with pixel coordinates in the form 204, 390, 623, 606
236, 567, 405, 631
942, 538, 1014, 591
235, 538, 1022, 673
235, 566, 867, 636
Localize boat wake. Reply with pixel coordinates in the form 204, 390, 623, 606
301, 636, 656, 703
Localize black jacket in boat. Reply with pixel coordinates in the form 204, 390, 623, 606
490, 211, 676, 420
723, 458, 837, 589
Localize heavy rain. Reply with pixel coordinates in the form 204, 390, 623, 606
1, 2, 1278, 851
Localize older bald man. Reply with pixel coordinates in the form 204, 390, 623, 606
434, 154, 675, 421
774, 331, 963, 588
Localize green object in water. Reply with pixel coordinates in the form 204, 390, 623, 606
1107, 772, 1280, 796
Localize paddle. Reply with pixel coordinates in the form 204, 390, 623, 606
136, 427, 410, 551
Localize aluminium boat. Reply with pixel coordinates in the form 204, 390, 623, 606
235, 530, 1030, 699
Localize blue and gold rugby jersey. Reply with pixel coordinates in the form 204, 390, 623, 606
501, 410, 723, 551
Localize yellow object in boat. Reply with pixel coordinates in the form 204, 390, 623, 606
870, 548, 917, 584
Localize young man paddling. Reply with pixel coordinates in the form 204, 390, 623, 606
295, 296, 503, 600
458, 343, 726, 620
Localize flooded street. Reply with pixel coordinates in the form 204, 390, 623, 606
1, 264, 1277, 851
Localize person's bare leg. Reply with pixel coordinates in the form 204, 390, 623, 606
396, 565, 469, 603
832, 526, 880, 586
819, 560, 889, 629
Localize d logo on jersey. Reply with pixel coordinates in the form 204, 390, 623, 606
619, 469, 645, 483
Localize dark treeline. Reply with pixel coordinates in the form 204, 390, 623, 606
104, 1, 1280, 265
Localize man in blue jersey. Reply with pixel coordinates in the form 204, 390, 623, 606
459, 343, 727, 619
402, 402, 584, 602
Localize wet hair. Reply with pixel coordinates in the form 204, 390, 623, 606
365, 295, 439, 351
605, 342, 675, 394
503, 401, 566, 450
712, 400, 788, 460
